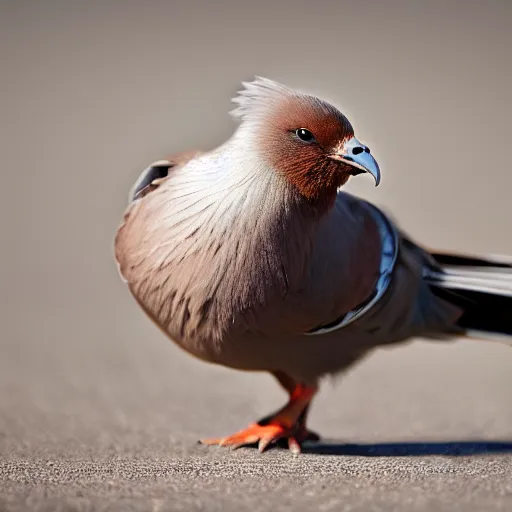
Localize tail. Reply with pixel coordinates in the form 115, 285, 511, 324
423, 250, 512, 345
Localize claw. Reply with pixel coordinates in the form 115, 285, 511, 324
199, 382, 319, 454
258, 436, 273, 453
288, 437, 301, 455
201, 423, 292, 452
200, 423, 320, 454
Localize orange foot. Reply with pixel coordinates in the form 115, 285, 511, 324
200, 382, 318, 454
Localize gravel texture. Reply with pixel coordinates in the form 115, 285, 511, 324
1, 337, 512, 511
2, 1, 512, 510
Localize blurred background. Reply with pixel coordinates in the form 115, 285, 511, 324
1, 0, 511, 457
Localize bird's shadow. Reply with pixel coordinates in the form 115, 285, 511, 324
299, 439, 512, 457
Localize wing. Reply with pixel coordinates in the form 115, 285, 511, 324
129, 150, 203, 202
306, 198, 399, 335
306, 199, 462, 342
114, 150, 202, 283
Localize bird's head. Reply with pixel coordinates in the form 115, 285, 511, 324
231, 77, 380, 205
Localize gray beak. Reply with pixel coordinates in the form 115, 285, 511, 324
330, 136, 381, 186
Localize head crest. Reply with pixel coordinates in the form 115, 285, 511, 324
230, 76, 298, 121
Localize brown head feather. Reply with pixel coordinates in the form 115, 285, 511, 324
260, 94, 355, 207
232, 78, 357, 209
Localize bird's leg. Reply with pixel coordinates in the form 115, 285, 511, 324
200, 373, 318, 454
271, 371, 320, 444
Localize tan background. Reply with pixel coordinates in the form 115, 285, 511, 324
1, 1, 512, 510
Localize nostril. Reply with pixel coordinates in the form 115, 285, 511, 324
352, 146, 364, 155
364, 147, 371, 154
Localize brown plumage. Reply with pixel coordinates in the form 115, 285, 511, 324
115, 77, 512, 453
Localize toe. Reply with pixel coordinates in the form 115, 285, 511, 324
200, 423, 290, 451
287, 436, 302, 455
200, 422, 319, 453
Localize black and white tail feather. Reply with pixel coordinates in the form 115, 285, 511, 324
425, 251, 512, 345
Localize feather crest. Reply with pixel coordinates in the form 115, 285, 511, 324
230, 76, 296, 121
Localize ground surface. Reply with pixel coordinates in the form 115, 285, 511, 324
1, 335, 512, 512
2, 1, 512, 510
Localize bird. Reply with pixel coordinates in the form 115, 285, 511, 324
114, 77, 512, 454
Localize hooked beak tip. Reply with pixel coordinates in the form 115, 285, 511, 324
332, 136, 381, 187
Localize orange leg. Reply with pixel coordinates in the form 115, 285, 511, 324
272, 371, 320, 445
200, 373, 319, 454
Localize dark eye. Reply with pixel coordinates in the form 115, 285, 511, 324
295, 128, 315, 143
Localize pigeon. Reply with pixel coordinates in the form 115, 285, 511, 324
114, 77, 512, 454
